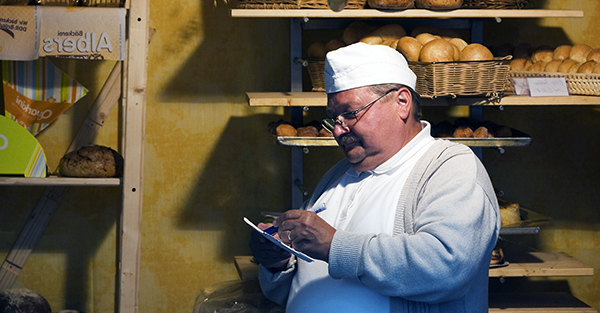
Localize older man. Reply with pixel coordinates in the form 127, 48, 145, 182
249, 42, 500, 313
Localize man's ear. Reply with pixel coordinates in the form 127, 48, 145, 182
397, 87, 412, 121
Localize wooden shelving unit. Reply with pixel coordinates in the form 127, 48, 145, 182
0, 1, 149, 312
236, 7, 596, 313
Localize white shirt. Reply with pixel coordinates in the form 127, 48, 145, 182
286, 122, 435, 313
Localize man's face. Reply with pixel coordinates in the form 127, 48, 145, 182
326, 87, 405, 172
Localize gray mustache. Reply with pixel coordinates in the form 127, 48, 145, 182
338, 135, 359, 145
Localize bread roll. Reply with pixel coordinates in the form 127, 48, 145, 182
529, 61, 548, 72
420, 38, 455, 62
410, 26, 440, 38
360, 35, 385, 45
414, 0, 462, 9
370, 24, 407, 45
452, 44, 461, 61
325, 39, 346, 53
513, 42, 532, 59
368, 0, 414, 9
531, 45, 554, 63
318, 128, 334, 137
396, 36, 422, 61
459, 43, 494, 61
569, 44, 592, 63
296, 126, 318, 137
58, 145, 124, 178
558, 59, 581, 73
553, 45, 572, 60
275, 124, 297, 137
577, 60, 598, 73
473, 126, 493, 138
544, 59, 563, 72
500, 202, 521, 227
453, 126, 473, 138
448, 37, 468, 51
494, 42, 514, 57
343, 20, 377, 45
415, 33, 440, 46
307, 42, 327, 58
510, 58, 531, 71
593, 63, 600, 74
586, 48, 600, 62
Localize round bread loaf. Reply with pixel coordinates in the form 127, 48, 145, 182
415, 33, 440, 46
473, 126, 492, 138
396, 36, 422, 61
544, 59, 563, 72
59, 145, 124, 178
558, 59, 581, 73
494, 42, 514, 57
453, 126, 473, 138
593, 63, 600, 74
0, 289, 51, 313
513, 42, 532, 59
370, 24, 407, 45
410, 26, 440, 38
368, 0, 414, 9
459, 43, 494, 61
325, 39, 346, 53
531, 45, 554, 63
420, 38, 455, 62
318, 128, 334, 137
529, 61, 548, 72
586, 48, 600, 62
296, 126, 318, 137
553, 45, 572, 60
276, 124, 297, 137
510, 58, 531, 71
307, 42, 327, 58
414, 0, 462, 9
569, 44, 592, 63
448, 37, 468, 51
343, 20, 377, 45
360, 35, 385, 45
577, 60, 598, 73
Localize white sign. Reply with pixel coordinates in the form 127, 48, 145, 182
527, 77, 570, 97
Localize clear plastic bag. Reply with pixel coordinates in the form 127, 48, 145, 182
192, 280, 285, 313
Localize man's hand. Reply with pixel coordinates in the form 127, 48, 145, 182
248, 222, 292, 272
274, 209, 336, 262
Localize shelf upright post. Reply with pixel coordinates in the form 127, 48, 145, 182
290, 18, 305, 209
118, 0, 150, 311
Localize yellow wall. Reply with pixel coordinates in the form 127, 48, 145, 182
0, 0, 599, 312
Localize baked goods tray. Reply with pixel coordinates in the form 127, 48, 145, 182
276, 136, 531, 147
500, 207, 552, 235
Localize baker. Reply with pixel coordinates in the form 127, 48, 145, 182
249, 42, 500, 313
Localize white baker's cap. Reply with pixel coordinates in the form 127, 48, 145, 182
324, 42, 417, 94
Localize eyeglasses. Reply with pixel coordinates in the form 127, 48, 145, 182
321, 88, 398, 133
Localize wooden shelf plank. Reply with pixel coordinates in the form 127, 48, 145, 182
489, 292, 597, 312
0, 176, 121, 186
247, 92, 600, 106
489, 252, 594, 278
235, 252, 593, 282
231, 9, 583, 19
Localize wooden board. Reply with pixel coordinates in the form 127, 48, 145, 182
489, 252, 594, 278
489, 292, 597, 312
234, 256, 259, 281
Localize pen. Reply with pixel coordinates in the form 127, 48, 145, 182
264, 202, 327, 235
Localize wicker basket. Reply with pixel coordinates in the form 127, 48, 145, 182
236, 0, 366, 9
409, 57, 511, 98
461, 0, 529, 9
306, 57, 511, 97
507, 71, 600, 96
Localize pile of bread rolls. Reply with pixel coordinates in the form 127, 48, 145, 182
268, 120, 333, 138
306, 22, 496, 63
367, 0, 462, 10
504, 43, 600, 74
432, 118, 514, 139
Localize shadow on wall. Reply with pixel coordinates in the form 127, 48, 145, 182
157, 0, 291, 103
174, 113, 342, 262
